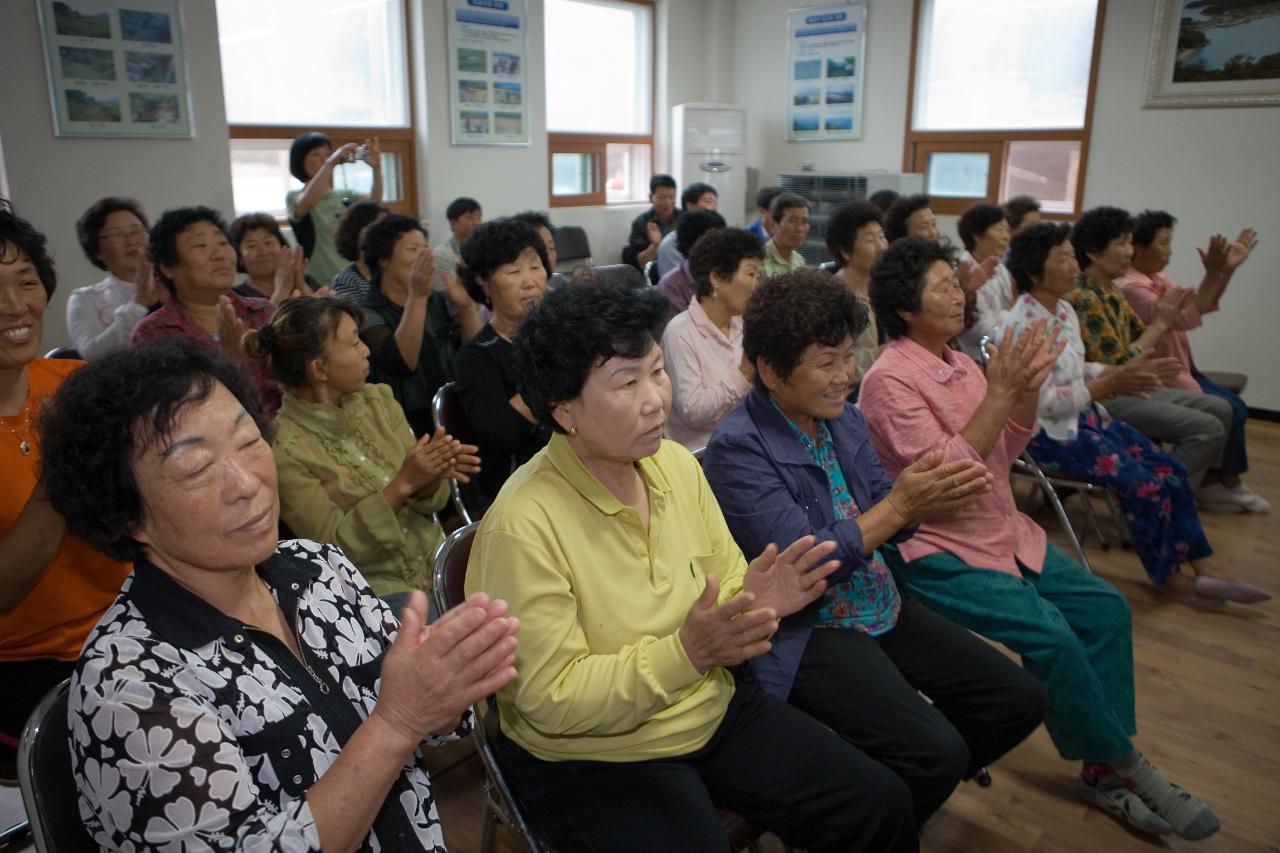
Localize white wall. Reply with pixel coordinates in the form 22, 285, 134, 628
0, 0, 233, 352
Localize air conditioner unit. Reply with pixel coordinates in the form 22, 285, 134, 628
777, 171, 924, 265
673, 103, 748, 226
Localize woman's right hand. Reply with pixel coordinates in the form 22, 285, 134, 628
133, 258, 161, 307
884, 449, 993, 522
373, 590, 519, 744
1103, 350, 1166, 397
983, 320, 1049, 403
408, 248, 436, 299
678, 575, 779, 674
397, 427, 463, 488
327, 142, 361, 168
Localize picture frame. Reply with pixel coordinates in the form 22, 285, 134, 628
786, 2, 868, 141
36, 0, 194, 138
1144, 0, 1280, 108
446, 0, 530, 146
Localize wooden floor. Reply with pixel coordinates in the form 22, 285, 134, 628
431, 419, 1280, 853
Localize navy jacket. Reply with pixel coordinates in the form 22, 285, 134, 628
703, 388, 917, 699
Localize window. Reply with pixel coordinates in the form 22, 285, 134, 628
903, 0, 1105, 216
544, 0, 653, 207
216, 0, 417, 218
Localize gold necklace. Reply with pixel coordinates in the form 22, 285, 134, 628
1, 407, 31, 455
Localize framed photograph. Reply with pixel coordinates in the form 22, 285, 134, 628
787, 3, 868, 141
446, 0, 530, 146
1145, 0, 1280, 108
36, 0, 193, 137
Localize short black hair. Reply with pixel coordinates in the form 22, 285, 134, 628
446, 197, 481, 222
514, 280, 668, 433
362, 214, 427, 287
459, 218, 550, 307
228, 213, 286, 273
0, 200, 57, 299
650, 174, 676, 194
742, 268, 868, 388
37, 340, 273, 564
826, 201, 883, 267
511, 210, 553, 233
884, 194, 932, 243
675, 209, 726, 256
868, 189, 900, 213
689, 227, 763, 298
681, 182, 718, 210
1003, 195, 1041, 231
76, 196, 149, 270
755, 185, 785, 211
1006, 222, 1073, 293
869, 236, 956, 340
1132, 210, 1177, 248
148, 206, 230, 295
1071, 205, 1133, 268
334, 200, 389, 262
769, 192, 810, 223
956, 204, 1008, 252
289, 131, 331, 183
243, 296, 364, 389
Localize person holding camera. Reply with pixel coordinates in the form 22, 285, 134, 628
287, 132, 382, 285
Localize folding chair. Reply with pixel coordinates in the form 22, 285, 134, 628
432, 382, 485, 525
17, 680, 98, 852
432, 523, 770, 853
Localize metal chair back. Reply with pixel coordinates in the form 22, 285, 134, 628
432, 382, 484, 525
18, 680, 98, 852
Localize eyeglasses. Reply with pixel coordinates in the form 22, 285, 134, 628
99, 227, 148, 242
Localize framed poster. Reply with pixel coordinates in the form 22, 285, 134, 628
36, 0, 194, 138
787, 2, 867, 141
1144, 0, 1280, 108
447, 0, 530, 146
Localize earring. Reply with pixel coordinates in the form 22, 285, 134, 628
567, 427, 578, 437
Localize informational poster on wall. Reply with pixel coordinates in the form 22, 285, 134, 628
447, 0, 530, 146
36, 0, 193, 138
786, 2, 867, 141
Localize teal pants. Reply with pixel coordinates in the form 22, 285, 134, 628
895, 544, 1135, 763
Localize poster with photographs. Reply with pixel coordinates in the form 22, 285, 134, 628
787, 2, 867, 141
447, 0, 529, 145
37, 0, 192, 137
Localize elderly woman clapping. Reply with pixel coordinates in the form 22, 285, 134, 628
39, 341, 517, 852
466, 280, 919, 852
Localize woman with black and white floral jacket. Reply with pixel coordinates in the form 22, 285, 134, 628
38, 340, 519, 852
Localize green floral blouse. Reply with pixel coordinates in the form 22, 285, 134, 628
1066, 272, 1145, 366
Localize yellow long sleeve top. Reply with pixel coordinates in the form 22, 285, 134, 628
273, 383, 449, 598
466, 433, 750, 762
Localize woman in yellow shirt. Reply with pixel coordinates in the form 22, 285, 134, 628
467, 280, 919, 852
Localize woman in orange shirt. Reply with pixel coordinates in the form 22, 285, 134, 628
0, 202, 130, 764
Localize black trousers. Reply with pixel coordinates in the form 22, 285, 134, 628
789, 597, 1048, 824
0, 658, 74, 763
495, 680, 918, 853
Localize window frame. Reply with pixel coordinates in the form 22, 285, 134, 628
901, 0, 1107, 218
224, 0, 419, 219
545, 0, 655, 209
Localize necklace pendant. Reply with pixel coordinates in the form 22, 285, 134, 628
19, 440, 30, 455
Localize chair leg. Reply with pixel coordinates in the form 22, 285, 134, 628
0, 821, 31, 847
480, 807, 498, 853
1078, 488, 1110, 550
975, 766, 993, 787
1102, 490, 1131, 547
1043, 484, 1093, 573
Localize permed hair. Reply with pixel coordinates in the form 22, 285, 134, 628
361, 214, 428, 287
37, 340, 272, 564
825, 201, 884, 267
1003, 195, 1041, 231
289, 131, 332, 183
956, 203, 1008, 252
675, 209, 726, 256
1132, 210, 1177, 248
1071, 206, 1134, 268
75, 196, 149, 270
0, 200, 57, 299
742, 268, 868, 388
459, 218, 550, 307
445, 197, 481, 223
868, 235, 956, 340
681, 182, 719, 210
689, 227, 764, 299
334, 200, 389, 263
242, 296, 364, 389
228, 213, 286, 273
147, 206, 230, 295
514, 280, 668, 433
1005, 222, 1073, 293
884, 194, 932, 243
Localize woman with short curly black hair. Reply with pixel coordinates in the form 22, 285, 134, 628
703, 269, 1045, 825
467, 278, 917, 852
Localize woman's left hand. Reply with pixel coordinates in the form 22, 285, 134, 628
744, 536, 840, 619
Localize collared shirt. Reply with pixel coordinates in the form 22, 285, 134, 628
70, 540, 470, 852
859, 338, 1046, 576
65, 273, 149, 360
1067, 272, 1146, 366
273, 383, 449, 598
999, 294, 1107, 442
761, 238, 805, 280
1116, 267, 1208, 393
655, 229, 684, 278
130, 292, 281, 415
432, 235, 461, 293
623, 207, 678, 268
781, 416, 900, 635
467, 434, 747, 762
661, 299, 751, 450
956, 251, 1016, 362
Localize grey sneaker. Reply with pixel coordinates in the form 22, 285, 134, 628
1075, 773, 1172, 835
